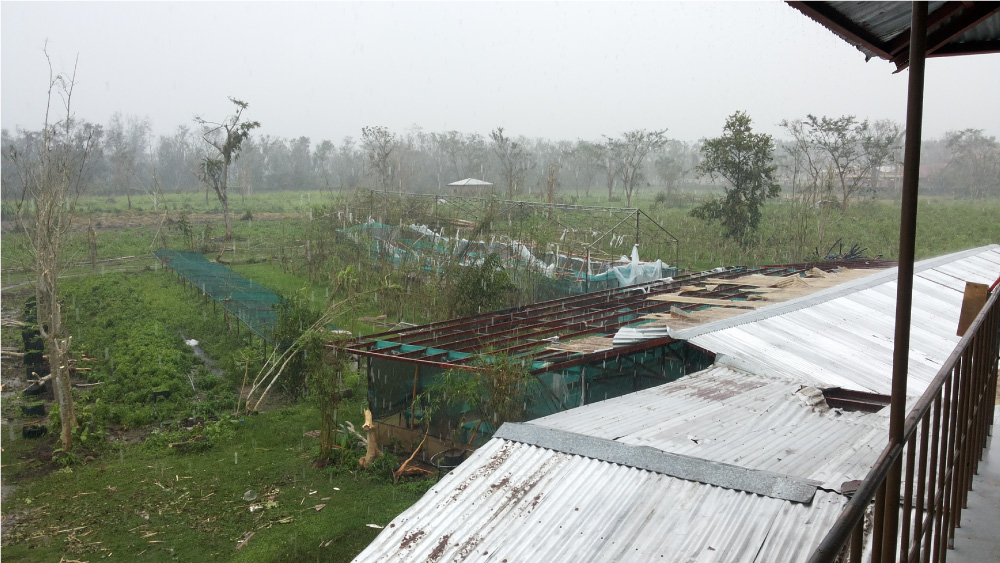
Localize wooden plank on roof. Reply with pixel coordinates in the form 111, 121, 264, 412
546, 335, 615, 354
646, 294, 765, 308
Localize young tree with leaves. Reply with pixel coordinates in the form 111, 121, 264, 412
691, 111, 779, 247
195, 97, 260, 241
5, 47, 100, 451
428, 353, 538, 441
605, 128, 668, 207
447, 253, 517, 317
301, 330, 354, 463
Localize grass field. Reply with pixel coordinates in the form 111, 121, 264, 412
1, 187, 996, 562
4, 191, 997, 285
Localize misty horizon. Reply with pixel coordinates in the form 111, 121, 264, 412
3, 2, 999, 145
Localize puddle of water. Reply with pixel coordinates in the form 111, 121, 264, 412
182, 335, 223, 377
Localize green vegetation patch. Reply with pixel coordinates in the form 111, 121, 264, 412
62, 271, 247, 428
1, 405, 433, 562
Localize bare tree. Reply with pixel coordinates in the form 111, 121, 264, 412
106, 112, 151, 210
394, 126, 424, 195
5, 47, 100, 451
943, 129, 1000, 198
861, 119, 903, 196
313, 139, 336, 192
593, 142, 620, 201
654, 140, 690, 196
605, 128, 668, 207
490, 127, 533, 199
361, 125, 396, 193
780, 118, 828, 205
337, 136, 364, 190
195, 98, 260, 241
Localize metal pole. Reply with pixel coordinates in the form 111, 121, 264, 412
883, 3, 927, 562
635, 210, 640, 247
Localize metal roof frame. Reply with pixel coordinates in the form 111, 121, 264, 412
348, 260, 892, 373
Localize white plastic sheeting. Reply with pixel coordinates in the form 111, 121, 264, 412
406, 225, 666, 284
610, 244, 668, 287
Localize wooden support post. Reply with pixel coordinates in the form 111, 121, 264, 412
410, 365, 419, 428
957, 282, 988, 336
359, 409, 381, 468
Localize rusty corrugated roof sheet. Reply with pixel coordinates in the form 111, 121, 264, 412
354, 437, 849, 562
529, 365, 895, 491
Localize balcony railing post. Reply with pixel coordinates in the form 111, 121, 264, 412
911, 411, 929, 563
970, 326, 987, 476
920, 396, 941, 563
807, 290, 997, 563
851, 516, 865, 562
873, 480, 887, 560
937, 369, 955, 561
954, 348, 974, 531
901, 432, 917, 561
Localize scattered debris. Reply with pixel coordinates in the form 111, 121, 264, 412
236, 530, 256, 549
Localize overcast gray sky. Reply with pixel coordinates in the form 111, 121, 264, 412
3, 1, 999, 144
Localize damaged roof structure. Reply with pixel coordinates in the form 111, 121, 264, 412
350, 260, 891, 443
351, 245, 1000, 562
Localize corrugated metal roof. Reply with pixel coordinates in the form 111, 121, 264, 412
354, 438, 848, 563
790, 2, 1000, 68
353, 246, 999, 562
685, 245, 1000, 397
529, 365, 894, 491
827, 1, 947, 43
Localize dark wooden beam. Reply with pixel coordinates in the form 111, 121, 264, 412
929, 38, 1000, 56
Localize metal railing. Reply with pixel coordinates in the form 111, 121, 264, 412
809, 289, 999, 562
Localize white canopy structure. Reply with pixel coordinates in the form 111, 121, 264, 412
446, 178, 492, 187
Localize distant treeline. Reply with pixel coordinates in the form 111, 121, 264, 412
2, 113, 997, 205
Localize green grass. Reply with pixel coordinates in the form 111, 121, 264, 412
637, 194, 1000, 270
1, 405, 432, 562
66, 189, 335, 215
1, 268, 434, 562
5, 189, 997, 284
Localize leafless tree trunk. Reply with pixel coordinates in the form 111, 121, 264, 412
7, 46, 98, 451
196, 98, 260, 241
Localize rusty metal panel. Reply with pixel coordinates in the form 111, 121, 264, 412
530, 365, 892, 491
352, 437, 847, 563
